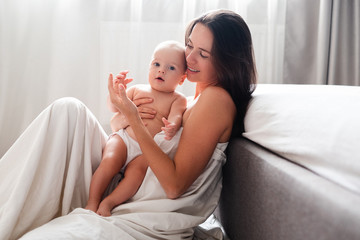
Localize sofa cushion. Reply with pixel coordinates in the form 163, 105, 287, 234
243, 84, 360, 193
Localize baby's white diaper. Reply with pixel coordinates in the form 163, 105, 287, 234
111, 129, 141, 171
111, 127, 183, 171
153, 127, 183, 159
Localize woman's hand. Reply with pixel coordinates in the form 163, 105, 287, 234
110, 98, 156, 132
108, 73, 139, 122
136, 99, 157, 119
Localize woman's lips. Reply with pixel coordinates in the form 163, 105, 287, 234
187, 67, 200, 73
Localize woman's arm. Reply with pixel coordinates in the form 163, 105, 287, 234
107, 95, 120, 113
108, 77, 235, 199
153, 87, 235, 198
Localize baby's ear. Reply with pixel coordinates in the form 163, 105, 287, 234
179, 74, 186, 85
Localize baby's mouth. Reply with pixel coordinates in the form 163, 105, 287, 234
156, 77, 164, 81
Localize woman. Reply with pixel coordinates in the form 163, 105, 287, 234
0, 9, 256, 239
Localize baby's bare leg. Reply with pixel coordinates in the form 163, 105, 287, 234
85, 134, 127, 212
97, 155, 148, 216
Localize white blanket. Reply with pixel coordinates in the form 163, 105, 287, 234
0, 97, 227, 240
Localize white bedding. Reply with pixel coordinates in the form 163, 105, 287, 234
243, 84, 360, 193
0, 97, 227, 240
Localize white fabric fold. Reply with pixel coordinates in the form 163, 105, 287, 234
0, 97, 228, 240
0, 97, 107, 240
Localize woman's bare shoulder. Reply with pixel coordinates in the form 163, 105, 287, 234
184, 86, 236, 142
198, 86, 235, 110
184, 86, 235, 119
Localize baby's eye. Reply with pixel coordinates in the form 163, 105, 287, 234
154, 62, 160, 67
169, 66, 176, 71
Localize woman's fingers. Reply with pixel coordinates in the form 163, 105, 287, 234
138, 106, 156, 114
108, 73, 116, 93
139, 112, 156, 119
132, 97, 153, 107
118, 84, 129, 103
108, 74, 126, 110
133, 98, 156, 119
117, 83, 139, 117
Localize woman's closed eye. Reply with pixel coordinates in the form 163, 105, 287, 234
186, 43, 210, 59
186, 42, 194, 49
200, 51, 209, 58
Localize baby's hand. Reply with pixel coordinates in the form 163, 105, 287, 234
161, 117, 177, 140
113, 70, 133, 91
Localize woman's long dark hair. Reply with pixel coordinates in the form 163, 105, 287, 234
185, 9, 257, 137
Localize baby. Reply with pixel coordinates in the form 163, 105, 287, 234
85, 41, 187, 216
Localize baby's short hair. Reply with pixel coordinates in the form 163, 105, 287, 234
153, 40, 186, 71
155, 40, 185, 52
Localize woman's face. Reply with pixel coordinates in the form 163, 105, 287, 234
185, 23, 217, 86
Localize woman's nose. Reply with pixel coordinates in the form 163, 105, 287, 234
186, 51, 195, 65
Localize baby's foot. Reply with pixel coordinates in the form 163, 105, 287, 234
96, 201, 113, 217
85, 200, 99, 213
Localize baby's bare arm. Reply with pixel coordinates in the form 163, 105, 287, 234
168, 95, 187, 129
161, 94, 187, 140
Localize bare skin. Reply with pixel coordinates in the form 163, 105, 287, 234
86, 78, 187, 216
107, 23, 236, 199
122, 83, 186, 140
86, 42, 188, 216
95, 155, 148, 216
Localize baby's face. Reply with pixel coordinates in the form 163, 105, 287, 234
148, 46, 186, 93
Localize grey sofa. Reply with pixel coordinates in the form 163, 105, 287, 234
215, 84, 360, 240
216, 137, 360, 240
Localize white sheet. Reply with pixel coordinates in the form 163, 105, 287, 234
243, 84, 360, 193
0, 97, 227, 240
